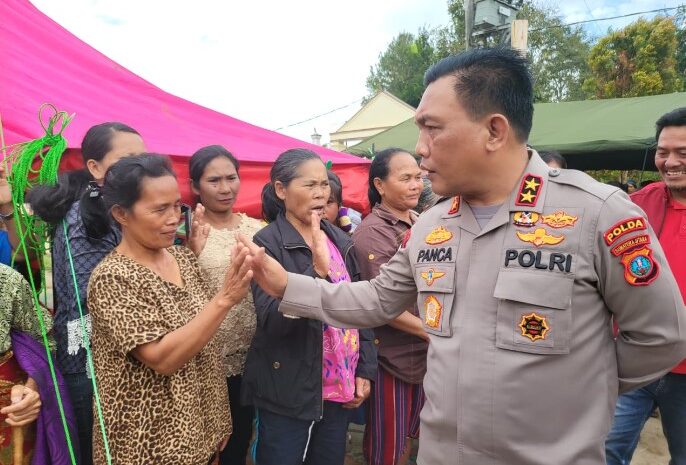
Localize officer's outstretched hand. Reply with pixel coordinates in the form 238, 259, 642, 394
310, 212, 330, 279
236, 234, 288, 299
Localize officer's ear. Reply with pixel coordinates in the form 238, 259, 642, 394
485, 113, 509, 152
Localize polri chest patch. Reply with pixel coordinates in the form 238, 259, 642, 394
519, 312, 549, 342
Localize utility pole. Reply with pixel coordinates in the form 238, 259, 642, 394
511, 19, 528, 53
465, 0, 475, 50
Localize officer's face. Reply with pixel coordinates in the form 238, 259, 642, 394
276, 159, 330, 227
414, 76, 489, 197
656, 125, 686, 198
374, 152, 422, 212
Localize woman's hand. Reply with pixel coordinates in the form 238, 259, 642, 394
235, 236, 288, 299
189, 203, 210, 256
0, 378, 41, 426
342, 377, 371, 409
214, 243, 253, 310
310, 212, 329, 278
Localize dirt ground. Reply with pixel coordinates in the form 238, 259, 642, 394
343, 418, 669, 465
631, 417, 670, 465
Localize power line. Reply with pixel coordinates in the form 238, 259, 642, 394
530, 5, 683, 32
581, 0, 604, 36
274, 98, 363, 131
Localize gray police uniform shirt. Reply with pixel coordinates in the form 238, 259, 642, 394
278, 151, 686, 465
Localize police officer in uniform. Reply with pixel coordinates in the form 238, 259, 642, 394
239, 48, 686, 465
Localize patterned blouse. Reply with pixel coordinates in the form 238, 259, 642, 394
52, 201, 120, 374
197, 213, 262, 378
0, 264, 53, 353
321, 237, 359, 402
88, 246, 230, 465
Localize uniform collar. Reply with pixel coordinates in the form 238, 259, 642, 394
506, 150, 551, 214
439, 150, 552, 237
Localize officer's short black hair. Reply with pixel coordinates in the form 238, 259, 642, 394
424, 47, 534, 143
656, 107, 686, 141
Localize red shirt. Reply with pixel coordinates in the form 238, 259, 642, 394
659, 198, 686, 374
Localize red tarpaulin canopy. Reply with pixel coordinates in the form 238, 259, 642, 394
0, 0, 370, 217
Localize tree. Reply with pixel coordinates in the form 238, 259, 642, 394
365, 1, 591, 106
676, 6, 686, 89
365, 28, 437, 108
520, 3, 590, 102
583, 16, 683, 98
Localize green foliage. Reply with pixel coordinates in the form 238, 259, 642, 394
676, 6, 686, 90
365, 28, 437, 108
521, 3, 590, 102
366, 1, 591, 106
583, 17, 683, 98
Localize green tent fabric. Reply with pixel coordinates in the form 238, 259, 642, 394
347, 92, 686, 170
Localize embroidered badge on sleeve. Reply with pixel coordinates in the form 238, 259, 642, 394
604, 217, 647, 245
620, 246, 660, 286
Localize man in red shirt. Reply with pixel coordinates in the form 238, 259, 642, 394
605, 107, 686, 465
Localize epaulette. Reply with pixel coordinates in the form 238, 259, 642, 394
548, 169, 620, 202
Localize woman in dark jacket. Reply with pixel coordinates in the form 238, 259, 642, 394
242, 149, 377, 465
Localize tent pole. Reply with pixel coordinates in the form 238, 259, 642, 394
638, 147, 649, 184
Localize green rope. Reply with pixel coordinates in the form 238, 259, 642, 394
5, 104, 77, 464
14, 217, 77, 465
62, 220, 112, 463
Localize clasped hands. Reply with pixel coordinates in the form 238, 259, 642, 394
201, 209, 326, 303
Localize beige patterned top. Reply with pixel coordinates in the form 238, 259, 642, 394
197, 213, 262, 378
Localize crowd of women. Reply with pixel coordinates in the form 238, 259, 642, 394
0, 121, 437, 465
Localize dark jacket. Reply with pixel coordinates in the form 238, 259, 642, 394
242, 213, 378, 421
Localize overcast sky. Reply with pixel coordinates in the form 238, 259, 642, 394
31, 0, 683, 145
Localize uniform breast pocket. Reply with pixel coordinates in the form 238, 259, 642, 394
415, 264, 455, 337
493, 269, 573, 354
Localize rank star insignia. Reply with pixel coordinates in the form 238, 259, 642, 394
524, 177, 540, 190
519, 312, 549, 341
541, 210, 578, 229
513, 211, 540, 228
516, 227, 565, 247
424, 295, 442, 328
420, 268, 446, 286
620, 246, 660, 286
425, 226, 453, 245
520, 191, 535, 203
515, 174, 543, 207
